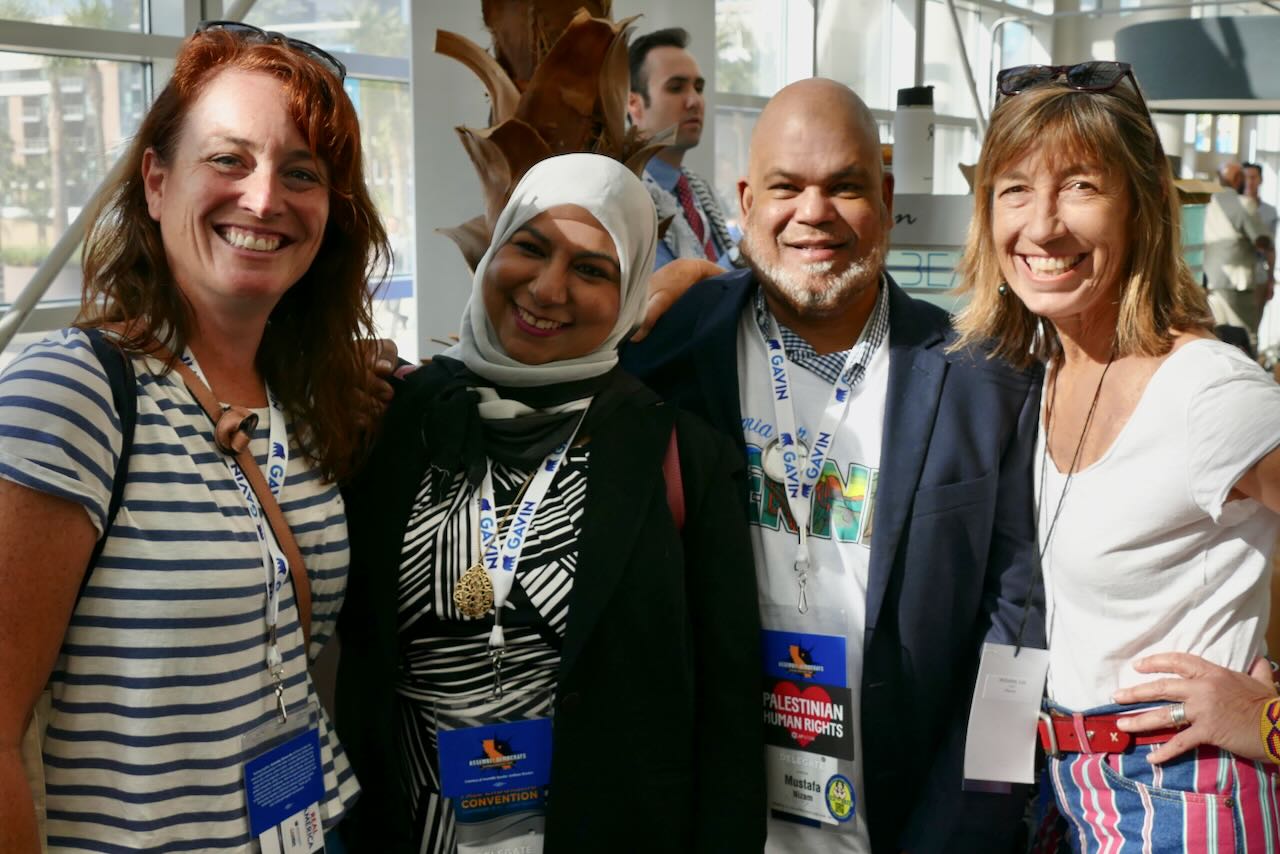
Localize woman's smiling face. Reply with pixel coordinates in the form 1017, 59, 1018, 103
481, 204, 623, 365
991, 146, 1132, 326
142, 68, 330, 322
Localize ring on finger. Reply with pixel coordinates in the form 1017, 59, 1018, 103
1168, 702, 1188, 727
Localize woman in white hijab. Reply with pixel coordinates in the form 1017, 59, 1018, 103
335, 154, 765, 853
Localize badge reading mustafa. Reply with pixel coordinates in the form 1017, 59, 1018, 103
761, 629, 857, 828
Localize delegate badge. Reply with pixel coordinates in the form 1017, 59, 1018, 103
761, 628, 858, 829
438, 716, 552, 853
241, 705, 326, 854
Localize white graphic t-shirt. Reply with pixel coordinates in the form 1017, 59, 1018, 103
737, 294, 890, 854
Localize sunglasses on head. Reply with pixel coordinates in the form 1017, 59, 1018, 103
996, 61, 1137, 99
195, 20, 346, 81
994, 60, 1165, 156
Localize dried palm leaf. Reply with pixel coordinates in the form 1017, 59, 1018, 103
515, 9, 618, 152
455, 125, 517, 230
439, 2, 669, 275
436, 215, 491, 274
623, 125, 677, 177
435, 30, 521, 123
476, 118, 554, 211
597, 15, 638, 153
482, 0, 612, 86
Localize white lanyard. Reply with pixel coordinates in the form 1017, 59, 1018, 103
180, 352, 290, 677
476, 408, 588, 688
762, 315, 862, 613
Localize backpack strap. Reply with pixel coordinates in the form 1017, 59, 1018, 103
663, 425, 684, 532
82, 327, 137, 600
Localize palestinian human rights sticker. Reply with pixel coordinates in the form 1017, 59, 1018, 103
825, 774, 855, 823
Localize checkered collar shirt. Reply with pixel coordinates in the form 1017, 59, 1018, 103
752, 273, 892, 387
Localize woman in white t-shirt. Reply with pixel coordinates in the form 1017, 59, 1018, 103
951, 62, 1280, 851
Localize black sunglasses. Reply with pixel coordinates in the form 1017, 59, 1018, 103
996, 61, 1137, 99
195, 20, 346, 81
994, 61, 1165, 157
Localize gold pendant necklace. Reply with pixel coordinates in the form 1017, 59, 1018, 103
452, 468, 537, 619
453, 562, 495, 619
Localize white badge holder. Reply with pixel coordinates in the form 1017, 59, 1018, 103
760, 603, 860, 832
963, 642, 1049, 786
435, 689, 555, 854
241, 701, 326, 854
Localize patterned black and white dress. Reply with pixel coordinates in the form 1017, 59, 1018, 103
395, 449, 588, 853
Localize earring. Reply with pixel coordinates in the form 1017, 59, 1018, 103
997, 282, 1009, 296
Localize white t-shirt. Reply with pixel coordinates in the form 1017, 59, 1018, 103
737, 305, 889, 854
1039, 339, 1280, 709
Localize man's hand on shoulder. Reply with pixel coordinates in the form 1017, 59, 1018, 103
355, 338, 400, 430
633, 259, 726, 342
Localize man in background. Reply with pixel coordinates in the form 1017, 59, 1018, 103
1243, 162, 1277, 308
628, 27, 735, 269
1205, 160, 1274, 339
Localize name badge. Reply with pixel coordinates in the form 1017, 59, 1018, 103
963, 642, 1049, 786
439, 716, 552, 854
761, 628, 857, 827
242, 705, 326, 854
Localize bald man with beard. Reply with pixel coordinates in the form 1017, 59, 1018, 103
623, 79, 1042, 853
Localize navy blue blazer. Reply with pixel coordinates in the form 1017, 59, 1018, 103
622, 269, 1045, 854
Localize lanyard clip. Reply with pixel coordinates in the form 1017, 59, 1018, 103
274, 679, 288, 724
488, 646, 505, 701
266, 635, 287, 723
794, 543, 811, 615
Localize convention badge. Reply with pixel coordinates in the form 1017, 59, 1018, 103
241, 702, 326, 854
759, 604, 860, 831
963, 642, 1049, 786
436, 691, 554, 854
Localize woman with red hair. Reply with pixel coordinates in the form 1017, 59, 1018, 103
0, 23, 387, 851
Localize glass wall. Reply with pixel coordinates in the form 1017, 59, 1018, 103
711, 0, 1050, 206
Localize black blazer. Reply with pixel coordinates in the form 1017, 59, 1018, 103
335, 363, 766, 853
622, 270, 1045, 854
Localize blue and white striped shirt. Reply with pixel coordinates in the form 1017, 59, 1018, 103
0, 328, 358, 852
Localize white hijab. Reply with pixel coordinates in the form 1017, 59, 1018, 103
451, 153, 658, 388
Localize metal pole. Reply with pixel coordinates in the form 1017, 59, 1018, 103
914, 0, 927, 86
0, 0, 260, 352
813, 0, 820, 79
944, 0, 988, 137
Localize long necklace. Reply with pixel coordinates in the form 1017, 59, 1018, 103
453, 471, 537, 619
1012, 348, 1115, 651
1038, 350, 1115, 553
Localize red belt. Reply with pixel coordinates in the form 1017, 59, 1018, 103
1038, 711, 1182, 755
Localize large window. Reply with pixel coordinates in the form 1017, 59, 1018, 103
717, 0, 814, 98
0, 53, 145, 305
712, 0, 1051, 204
